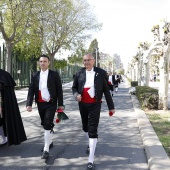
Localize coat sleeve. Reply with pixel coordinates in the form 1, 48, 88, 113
26, 74, 35, 107
103, 71, 115, 110
55, 71, 63, 106
72, 72, 80, 100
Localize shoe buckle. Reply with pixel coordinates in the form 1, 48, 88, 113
88, 164, 93, 168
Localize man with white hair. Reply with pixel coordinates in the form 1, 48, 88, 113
72, 53, 115, 170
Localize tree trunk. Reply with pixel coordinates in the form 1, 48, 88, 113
6, 42, 13, 73
137, 61, 141, 86
159, 44, 170, 110
49, 54, 55, 70
143, 60, 150, 86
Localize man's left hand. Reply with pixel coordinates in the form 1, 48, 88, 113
109, 109, 115, 116
58, 106, 65, 110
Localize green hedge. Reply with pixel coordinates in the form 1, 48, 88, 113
136, 86, 158, 109
131, 81, 138, 87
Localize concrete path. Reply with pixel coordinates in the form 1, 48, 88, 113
0, 80, 169, 169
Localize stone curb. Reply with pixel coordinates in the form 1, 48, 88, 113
131, 94, 170, 170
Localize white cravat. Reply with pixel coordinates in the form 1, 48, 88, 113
39, 69, 50, 101
109, 75, 113, 84
85, 68, 95, 98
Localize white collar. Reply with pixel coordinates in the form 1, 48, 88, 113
86, 67, 94, 74
40, 69, 49, 75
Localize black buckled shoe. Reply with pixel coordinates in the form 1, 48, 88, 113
87, 162, 95, 170
86, 146, 90, 154
41, 151, 49, 159
41, 142, 53, 152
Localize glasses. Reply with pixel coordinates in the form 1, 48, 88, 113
83, 59, 94, 62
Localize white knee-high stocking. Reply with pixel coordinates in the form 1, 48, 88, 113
49, 132, 52, 144
88, 138, 97, 163
0, 126, 7, 144
44, 130, 51, 152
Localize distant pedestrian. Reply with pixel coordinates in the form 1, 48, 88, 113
0, 69, 27, 146
108, 72, 114, 97
153, 74, 156, 82
72, 53, 115, 170
26, 54, 64, 159
113, 72, 119, 93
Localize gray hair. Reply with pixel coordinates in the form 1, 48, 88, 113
83, 53, 95, 59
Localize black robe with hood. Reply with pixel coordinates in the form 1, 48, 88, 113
0, 69, 27, 146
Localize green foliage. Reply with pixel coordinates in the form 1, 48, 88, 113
54, 59, 67, 70
131, 81, 138, 87
116, 69, 124, 75
88, 38, 99, 66
136, 86, 158, 109
68, 47, 87, 65
88, 39, 98, 53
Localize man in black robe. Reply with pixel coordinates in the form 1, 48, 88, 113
0, 69, 27, 146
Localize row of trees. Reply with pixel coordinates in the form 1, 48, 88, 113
0, 0, 102, 73
127, 20, 170, 110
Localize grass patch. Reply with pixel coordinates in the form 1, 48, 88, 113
146, 110, 170, 157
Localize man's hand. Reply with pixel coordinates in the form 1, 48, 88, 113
109, 109, 115, 116
27, 106, 32, 112
58, 106, 65, 110
76, 94, 82, 102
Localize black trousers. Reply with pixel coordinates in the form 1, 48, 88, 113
108, 84, 114, 91
78, 102, 101, 138
37, 102, 57, 131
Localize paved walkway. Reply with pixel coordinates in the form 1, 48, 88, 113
0, 80, 169, 169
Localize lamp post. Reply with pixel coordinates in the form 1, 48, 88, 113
95, 48, 99, 67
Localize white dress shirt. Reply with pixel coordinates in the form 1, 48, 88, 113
109, 75, 113, 84
84, 68, 95, 98
39, 69, 50, 101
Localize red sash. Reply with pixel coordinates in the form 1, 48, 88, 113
81, 88, 96, 103
38, 90, 51, 102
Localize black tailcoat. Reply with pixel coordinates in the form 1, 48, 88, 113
72, 67, 114, 110
26, 69, 63, 107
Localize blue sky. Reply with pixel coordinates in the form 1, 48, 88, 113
87, 0, 170, 68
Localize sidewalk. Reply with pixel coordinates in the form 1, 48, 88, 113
10, 80, 170, 169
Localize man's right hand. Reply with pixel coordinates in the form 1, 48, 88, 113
76, 94, 82, 102
27, 106, 32, 112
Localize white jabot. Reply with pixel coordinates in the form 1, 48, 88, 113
109, 75, 113, 84
85, 68, 95, 98
39, 69, 50, 101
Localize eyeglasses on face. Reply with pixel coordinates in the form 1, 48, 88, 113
83, 59, 94, 62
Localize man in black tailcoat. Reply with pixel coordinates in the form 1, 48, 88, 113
26, 54, 64, 159
72, 53, 115, 170
113, 72, 120, 93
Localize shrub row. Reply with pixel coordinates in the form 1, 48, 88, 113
135, 86, 158, 109
131, 81, 138, 87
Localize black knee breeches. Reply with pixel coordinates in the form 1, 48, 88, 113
37, 102, 57, 130
78, 102, 101, 138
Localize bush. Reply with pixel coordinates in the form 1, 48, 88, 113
131, 81, 138, 87
136, 86, 158, 109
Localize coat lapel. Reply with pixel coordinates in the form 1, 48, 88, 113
36, 71, 40, 87
81, 68, 86, 86
94, 67, 99, 80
